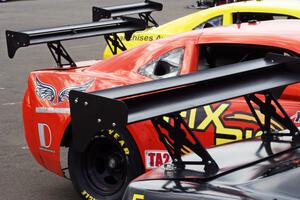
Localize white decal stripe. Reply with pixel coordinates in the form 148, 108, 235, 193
39, 147, 55, 153
35, 107, 70, 114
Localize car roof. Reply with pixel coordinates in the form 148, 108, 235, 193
155, 19, 300, 53
199, 19, 300, 52
142, 19, 300, 56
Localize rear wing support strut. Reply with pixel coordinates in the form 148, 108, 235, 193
43, 33, 128, 67
104, 33, 127, 55
152, 114, 219, 175
245, 92, 300, 142
47, 41, 76, 67
139, 12, 159, 27
92, 1, 163, 27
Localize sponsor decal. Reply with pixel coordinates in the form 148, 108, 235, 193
38, 123, 55, 152
132, 194, 144, 200
163, 103, 261, 145
224, 110, 284, 131
35, 76, 94, 104
164, 103, 287, 145
184, 103, 288, 144
81, 190, 97, 200
118, 34, 162, 42
145, 150, 170, 169
106, 130, 130, 155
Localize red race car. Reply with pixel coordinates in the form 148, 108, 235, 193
6, 19, 300, 199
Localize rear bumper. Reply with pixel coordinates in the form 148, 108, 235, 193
22, 80, 70, 177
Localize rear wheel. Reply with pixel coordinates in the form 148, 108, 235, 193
68, 129, 144, 200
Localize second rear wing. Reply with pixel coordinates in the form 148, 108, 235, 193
6, 17, 147, 67
93, 1, 163, 26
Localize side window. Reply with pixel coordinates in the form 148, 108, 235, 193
232, 12, 297, 23
198, 43, 298, 70
139, 48, 184, 79
193, 15, 223, 30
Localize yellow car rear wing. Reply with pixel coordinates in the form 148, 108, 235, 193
93, 0, 163, 27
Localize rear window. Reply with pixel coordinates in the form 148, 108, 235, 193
233, 12, 297, 23
139, 48, 184, 79
198, 43, 298, 70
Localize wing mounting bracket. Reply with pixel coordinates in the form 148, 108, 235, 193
138, 12, 159, 27
152, 114, 219, 175
47, 41, 76, 68
104, 33, 127, 55
245, 92, 300, 142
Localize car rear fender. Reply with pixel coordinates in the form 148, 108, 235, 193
23, 74, 73, 176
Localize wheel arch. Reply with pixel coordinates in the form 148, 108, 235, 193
68, 127, 145, 200
60, 122, 147, 172
60, 123, 72, 147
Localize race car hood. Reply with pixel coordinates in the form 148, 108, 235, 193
123, 139, 300, 200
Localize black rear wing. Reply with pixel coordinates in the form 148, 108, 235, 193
6, 17, 147, 67
93, 1, 163, 27
70, 54, 300, 175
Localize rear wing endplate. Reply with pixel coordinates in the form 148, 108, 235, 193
6, 17, 147, 67
70, 54, 300, 175
93, 1, 163, 27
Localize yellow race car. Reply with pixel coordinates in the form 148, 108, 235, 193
99, 0, 300, 59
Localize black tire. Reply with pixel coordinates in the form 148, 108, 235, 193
68, 129, 144, 200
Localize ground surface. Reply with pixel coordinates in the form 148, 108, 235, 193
0, 0, 195, 199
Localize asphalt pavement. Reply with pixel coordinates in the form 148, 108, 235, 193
0, 0, 195, 199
